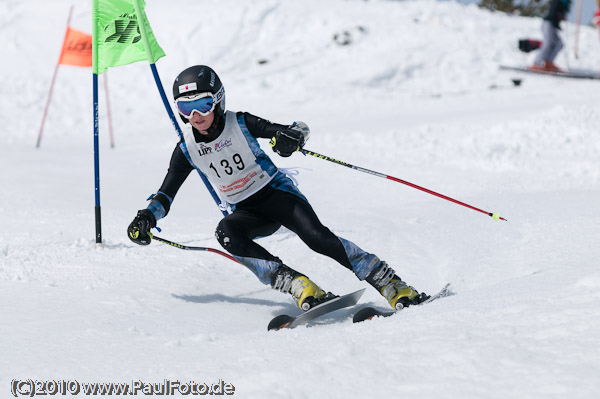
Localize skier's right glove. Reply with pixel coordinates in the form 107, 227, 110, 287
270, 121, 310, 157
127, 209, 156, 246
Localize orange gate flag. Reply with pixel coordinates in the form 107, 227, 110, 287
58, 27, 92, 67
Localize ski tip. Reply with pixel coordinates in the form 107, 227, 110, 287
267, 314, 294, 331
352, 307, 396, 323
352, 307, 376, 323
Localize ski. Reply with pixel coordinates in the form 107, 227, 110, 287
499, 65, 600, 80
353, 283, 453, 323
268, 288, 365, 331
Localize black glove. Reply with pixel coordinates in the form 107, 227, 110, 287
270, 122, 310, 157
127, 209, 156, 246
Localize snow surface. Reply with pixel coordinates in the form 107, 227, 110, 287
2, 0, 600, 398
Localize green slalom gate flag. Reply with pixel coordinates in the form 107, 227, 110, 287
92, 0, 165, 74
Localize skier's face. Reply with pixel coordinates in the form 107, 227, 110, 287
188, 110, 215, 133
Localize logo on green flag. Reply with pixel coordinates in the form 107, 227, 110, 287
105, 15, 141, 44
93, 0, 165, 74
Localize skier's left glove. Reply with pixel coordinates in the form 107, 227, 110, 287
270, 121, 310, 157
594, 9, 600, 28
127, 209, 156, 246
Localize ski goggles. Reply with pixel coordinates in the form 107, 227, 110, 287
175, 86, 224, 118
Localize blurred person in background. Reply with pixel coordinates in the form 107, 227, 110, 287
530, 0, 571, 72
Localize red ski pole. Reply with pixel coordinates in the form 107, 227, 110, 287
148, 233, 242, 264
301, 148, 507, 221
36, 6, 74, 148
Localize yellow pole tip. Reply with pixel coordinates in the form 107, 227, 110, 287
492, 213, 500, 221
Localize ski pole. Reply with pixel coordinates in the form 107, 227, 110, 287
300, 148, 506, 221
148, 233, 242, 264
574, 0, 582, 59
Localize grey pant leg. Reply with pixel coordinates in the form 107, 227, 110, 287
534, 20, 563, 65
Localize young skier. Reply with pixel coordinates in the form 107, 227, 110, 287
127, 65, 429, 311
531, 0, 571, 72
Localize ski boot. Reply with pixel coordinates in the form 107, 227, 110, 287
529, 63, 546, 72
366, 261, 429, 310
271, 264, 337, 311
544, 61, 564, 73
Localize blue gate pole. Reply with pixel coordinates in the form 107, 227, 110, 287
93, 72, 103, 244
